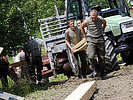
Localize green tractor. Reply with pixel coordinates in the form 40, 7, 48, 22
66, 0, 133, 70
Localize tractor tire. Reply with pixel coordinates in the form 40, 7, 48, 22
121, 49, 133, 65
104, 34, 119, 73
41, 77, 49, 86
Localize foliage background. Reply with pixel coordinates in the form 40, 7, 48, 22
0, 0, 65, 56
0, 0, 132, 56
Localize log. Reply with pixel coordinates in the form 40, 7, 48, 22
65, 81, 97, 100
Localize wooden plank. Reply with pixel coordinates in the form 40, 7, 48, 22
0, 91, 24, 100
72, 38, 87, 52
72, 38, 87, 50
44, 21, 51, 38
44, 34, 65, 42
65, 81, 97, 100
48, 28, 66, 34
73, 42, 87, 53
43, 25, 68, 33
38, 16, 56, 22
54, 5, 62, 28
41, 22, 67, 30
41, 18, 67, 25
38, 15, 66, 22
54, 40, 65, 45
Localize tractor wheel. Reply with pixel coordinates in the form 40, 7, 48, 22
41, 77, 49, 86
121, 49, 133, 65
104, 34, 119, 73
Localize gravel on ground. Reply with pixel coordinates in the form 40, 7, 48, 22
25, 65, 133, 100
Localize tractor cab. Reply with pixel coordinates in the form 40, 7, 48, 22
66, 0, 130, 20
66, 0, 87, 21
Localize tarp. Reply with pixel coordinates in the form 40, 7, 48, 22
105, 15, 133, 36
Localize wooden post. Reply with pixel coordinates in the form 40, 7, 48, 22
54, 5, 62, 28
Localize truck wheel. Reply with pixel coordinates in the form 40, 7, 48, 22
104, 35, 119, 73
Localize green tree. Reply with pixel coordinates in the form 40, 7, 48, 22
0, 1, 28, 56
0, 0, 65, 56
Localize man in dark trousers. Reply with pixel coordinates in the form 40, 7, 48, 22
24, 37, 43, 84
65, 19, 87, 79
80, 9, 106, 78
0, 47, 9, 88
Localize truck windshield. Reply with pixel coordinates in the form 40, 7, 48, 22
88, 0, 118, 9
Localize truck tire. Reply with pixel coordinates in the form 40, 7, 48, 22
104, 34, 119, 73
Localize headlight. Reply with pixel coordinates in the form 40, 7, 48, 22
120, 20, 133, 33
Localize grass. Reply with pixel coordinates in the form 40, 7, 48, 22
130, 9, 133, 17
0, 74, 68, 97
116, 53, 123, 62
0, 78, 44, 97
49, 74, 68, 82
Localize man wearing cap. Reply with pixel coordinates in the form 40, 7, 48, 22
23, 37, 43, 85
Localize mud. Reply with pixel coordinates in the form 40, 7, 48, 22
25, 65, 133, 100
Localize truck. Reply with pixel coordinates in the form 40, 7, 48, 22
38, 0, 133, 81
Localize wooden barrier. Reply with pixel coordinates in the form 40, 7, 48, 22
65, 81, 97, 100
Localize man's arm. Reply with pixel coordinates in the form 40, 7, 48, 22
65, 39, 72, 50
80, 20, 87, 38
65, 30, 74, 53
101, 17, 106, 31
65, 39, 75, 53
3, 56, 9, 65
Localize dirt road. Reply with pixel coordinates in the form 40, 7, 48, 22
25, 65, 133, 100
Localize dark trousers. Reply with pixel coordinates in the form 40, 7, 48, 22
0, 66, 8, 87
87, 42, 105, 75
73, 50, 87, 77
29, 56, 43, 81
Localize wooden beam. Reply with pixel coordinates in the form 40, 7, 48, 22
72, 38, 87, 53
65, 81, 97, 100
0, 91, 24, 100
